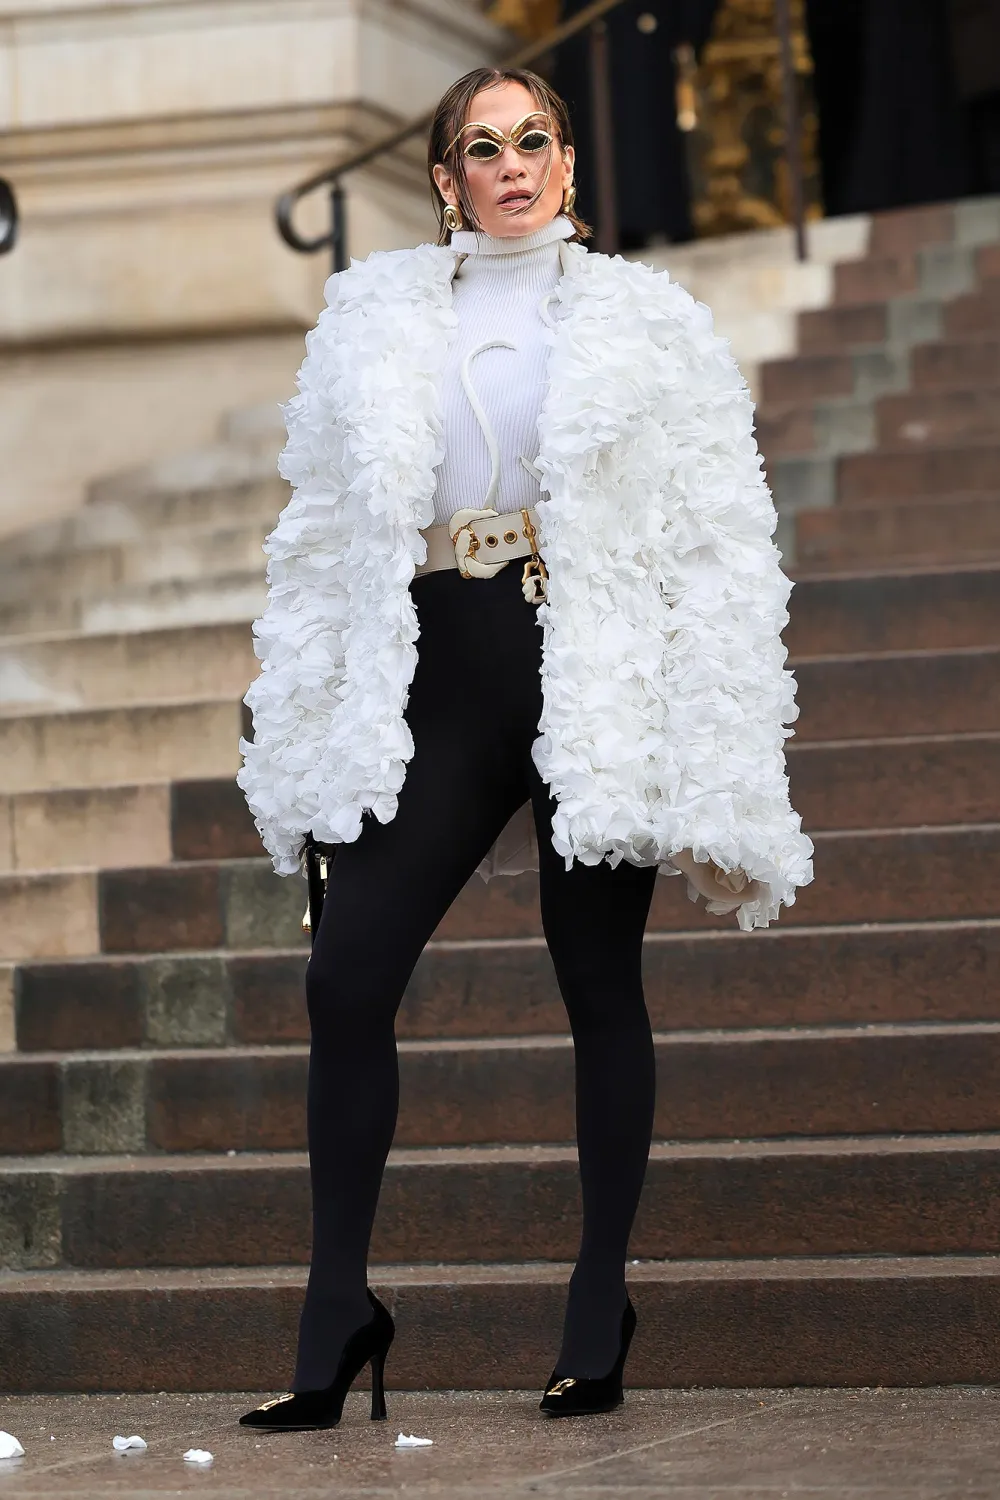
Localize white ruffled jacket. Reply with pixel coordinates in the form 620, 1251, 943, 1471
237, 236, 815, 931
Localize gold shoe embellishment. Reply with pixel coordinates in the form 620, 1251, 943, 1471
257, 1393, 296, 1411
547, 1378, 578, 1395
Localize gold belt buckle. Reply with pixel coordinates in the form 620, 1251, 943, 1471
449, 507, 509, 579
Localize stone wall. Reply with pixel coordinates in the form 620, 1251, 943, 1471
0, 0, 506, 534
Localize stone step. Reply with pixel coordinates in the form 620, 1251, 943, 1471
79, 574, 265, 636
761, 348, 910, 405
783, 562, 1000, 654
833, 237, 994, 307
0, 522, 269, 614
4, 1254, 1000, 1391
833, 254, 920, 307
763, 336, 1000, 407
836, 444, 1000, 505
5, 1135, 1000, 1273
0, 572, 265, 639
0, 871, 100, 963
758, 382, 1000, 460
218, 403, 287, 451
862, 196, 998, 259
11, 914, 1000, 1056
790, 645, 1000, 739
797, 298, 942, 355
0, 784, 175, 875
794, 494, 1000, 570
943, 280, 1000, 339
790, 731, 1000, 829
8, 724, 986, 875
0, 698, 245, 795
16, 777, 261, 875
3, 820, 998, 962
980, 243, 1000, 279
3, 562, 994, 720
9, 725, 991, 877
174, 730, 995, 849
756, 461, 1000, 532
875, 384, 1000, 448
0, 635, 992, 808
867, 202, 958, 256
2, 475, 287, 569
5, 627, 993, 789
10, 919, 1000, 1053
756, 397, 876, 458
6, 1023, 1000, 1158
0, 777, 260, 875
0, 624, 256, 714
336, 823, 1000, 938
912, 337, 1000, 389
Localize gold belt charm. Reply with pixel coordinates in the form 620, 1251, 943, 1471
520, 508, 548, 604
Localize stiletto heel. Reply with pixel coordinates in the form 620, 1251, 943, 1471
539, 1292, 637, 1417
370, 1346, 388, 1420
240, 1288, 395, 1431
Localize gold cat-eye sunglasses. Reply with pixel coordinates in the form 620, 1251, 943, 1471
444, 111, 557, 162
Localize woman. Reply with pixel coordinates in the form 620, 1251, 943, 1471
237, 65, 814, 1430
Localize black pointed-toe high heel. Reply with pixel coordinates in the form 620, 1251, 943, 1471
539, 1292, 637, 1417
239, 1288, 394, 1431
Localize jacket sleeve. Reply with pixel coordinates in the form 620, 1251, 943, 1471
648, 274, 815, 930
236, 278, 355, 876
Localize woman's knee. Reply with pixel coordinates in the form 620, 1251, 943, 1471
304, 935, 402, 1039
548, 948, 648, 1031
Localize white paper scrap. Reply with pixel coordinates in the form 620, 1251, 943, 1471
0, 1432, 24, 1460
395, 1433, 433, 1447
183, 1449, 214, 1464
113, 1435, 148, 1453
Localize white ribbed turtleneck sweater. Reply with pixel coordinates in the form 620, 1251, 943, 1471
431, 213, 576, 527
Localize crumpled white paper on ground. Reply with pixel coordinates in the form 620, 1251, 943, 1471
112, 1436, 147, 1452
0, 1432, 24, 1460
183, 1449, 214, 1464
394, 1433, 433, 1447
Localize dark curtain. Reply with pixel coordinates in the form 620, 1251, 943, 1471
804, 0, 866, 215
949, 0, 1000, 192
846, 0, 969, 211
551, 0, 721, 247
805, 0, 1000, 215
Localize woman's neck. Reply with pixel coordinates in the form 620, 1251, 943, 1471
450, 213, 575, 258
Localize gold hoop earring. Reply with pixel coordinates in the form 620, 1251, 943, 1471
443, 202, 463, 233
562, 181, 576, 215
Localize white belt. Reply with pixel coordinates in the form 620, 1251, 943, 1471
414, 505, 548, 602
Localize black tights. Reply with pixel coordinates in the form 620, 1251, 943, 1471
292, 561, 658, 1390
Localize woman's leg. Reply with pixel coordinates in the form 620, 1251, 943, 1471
528, 765, 658, 1379
292, 569, 540, 1390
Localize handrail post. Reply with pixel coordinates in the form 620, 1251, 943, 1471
331, 180, 347, 274
775, 0, 807, 262
588, 18, 618, 256
0, 177, 18, 257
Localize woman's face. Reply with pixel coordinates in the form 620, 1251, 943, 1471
433, 80, 575, 238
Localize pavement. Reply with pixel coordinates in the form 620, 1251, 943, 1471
0, 1387, 998, 1497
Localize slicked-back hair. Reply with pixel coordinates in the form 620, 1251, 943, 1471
427, 67, 591, 244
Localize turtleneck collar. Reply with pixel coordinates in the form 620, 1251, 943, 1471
450, 213, 576, 257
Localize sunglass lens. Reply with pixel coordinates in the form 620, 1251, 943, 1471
465, 137, 501, 160
517, 129, 552, 152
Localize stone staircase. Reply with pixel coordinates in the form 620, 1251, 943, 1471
2, 199, 1000, 1393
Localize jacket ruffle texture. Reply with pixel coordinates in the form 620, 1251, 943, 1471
237, 238, 815, 931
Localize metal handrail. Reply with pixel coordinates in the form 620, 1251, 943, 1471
0, 178, 18, 257
276, 0, 807, 270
